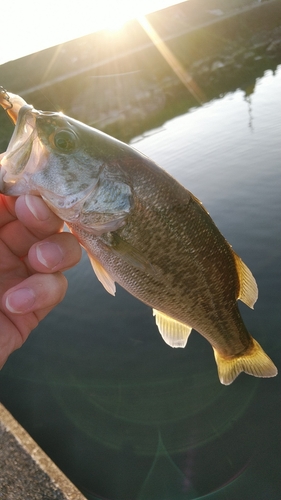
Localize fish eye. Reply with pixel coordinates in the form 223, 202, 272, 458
53, 129, 78, 152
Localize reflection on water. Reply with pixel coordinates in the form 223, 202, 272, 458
0, 67, 280, 499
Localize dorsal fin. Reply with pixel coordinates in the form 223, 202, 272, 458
153, 309, 192, 348
88, 255, 116, 296
233, 252, 258, 309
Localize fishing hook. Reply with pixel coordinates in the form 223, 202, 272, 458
0, 86, 13, 110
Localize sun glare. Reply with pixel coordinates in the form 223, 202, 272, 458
1, 0, 182, 65
103, 2, 144, 31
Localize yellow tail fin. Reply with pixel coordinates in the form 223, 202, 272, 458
214, 338, 278, 385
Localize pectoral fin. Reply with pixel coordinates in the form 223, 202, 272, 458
110, 234, 156, 275
89, 255, 116, 296
83, 216, 127, 236
153, 309, 192, 348
233, 252, 258, 309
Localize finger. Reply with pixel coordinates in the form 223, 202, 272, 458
0, 195, 66, 258
27, 232, 82, 273
0, 273, 68, 369
15, 195, 64, 237
0, 194, 16, 227
3, 272, 68, 316
0, 218, 38, 257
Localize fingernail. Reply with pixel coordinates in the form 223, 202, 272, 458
36, 242, 63, 269
5, 288, 36, 313
25, 195, 50, 221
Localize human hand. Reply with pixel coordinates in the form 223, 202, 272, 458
0, 194, 82, 368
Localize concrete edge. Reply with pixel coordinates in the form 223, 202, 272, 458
0, 403, 87, 500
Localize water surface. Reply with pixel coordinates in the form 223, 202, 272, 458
0, 67, 280, 500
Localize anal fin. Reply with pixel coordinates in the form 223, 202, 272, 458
213, 338, 277, 385
153, 309, 192, 348
89, 255, 116, 296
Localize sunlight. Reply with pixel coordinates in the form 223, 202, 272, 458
0, 0, 182, 65
103, 1, 146, 31
138, 16, 205, 104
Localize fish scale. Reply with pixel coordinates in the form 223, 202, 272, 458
89, 195, 241, 345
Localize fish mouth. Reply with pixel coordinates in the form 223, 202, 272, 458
0, 105, 47, 195
3, 104, 35, 160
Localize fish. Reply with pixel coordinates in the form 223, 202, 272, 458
0, 90, 277, 385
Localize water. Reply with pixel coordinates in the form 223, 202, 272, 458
0, 67, 280, 500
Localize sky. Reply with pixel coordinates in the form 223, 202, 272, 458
0, 0, 183, 65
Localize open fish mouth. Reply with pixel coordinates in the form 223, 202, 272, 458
0, 105, 48, 195
3, 105, 36, 165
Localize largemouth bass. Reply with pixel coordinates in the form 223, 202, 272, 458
0, 90, 277, 385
